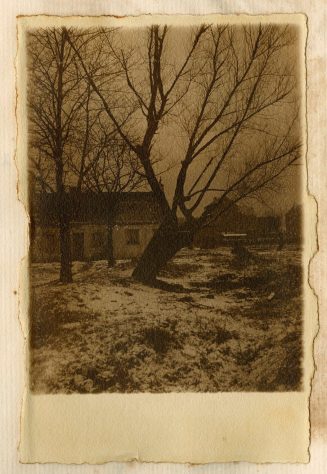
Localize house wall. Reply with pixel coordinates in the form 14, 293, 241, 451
31, 223, 159, 262
71, 224, 108, 261
30, 226, 61, 262
112, 224, 158, 260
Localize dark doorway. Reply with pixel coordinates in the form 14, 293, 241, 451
72, 232, 84, 261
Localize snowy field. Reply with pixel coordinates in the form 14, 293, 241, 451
29, 245, 303, 393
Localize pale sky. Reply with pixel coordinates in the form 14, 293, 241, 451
28, 23, 304, 217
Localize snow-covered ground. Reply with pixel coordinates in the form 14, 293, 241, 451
29, 245, 303, 393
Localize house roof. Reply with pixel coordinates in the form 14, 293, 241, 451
31, 191, 164, 226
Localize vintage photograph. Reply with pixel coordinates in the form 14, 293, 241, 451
27, 20, 304, 394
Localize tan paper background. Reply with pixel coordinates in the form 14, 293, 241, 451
17, 12, 313, 465
1, 1, 326, 472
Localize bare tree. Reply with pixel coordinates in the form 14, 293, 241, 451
66, 24, 302, 283
67, 89, 146, 266
29, 27, 148, 275
28, 27, 97, 282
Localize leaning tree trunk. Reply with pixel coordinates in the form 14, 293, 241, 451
132, 218, 195, 283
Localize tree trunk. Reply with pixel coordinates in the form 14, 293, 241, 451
59, 220, 72, 283
277, 231, 285, 251
132, 218, 195, 283
107, 224, 115, 267
57, 189, 72, 283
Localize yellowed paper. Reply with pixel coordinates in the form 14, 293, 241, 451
17, 13, 317, 464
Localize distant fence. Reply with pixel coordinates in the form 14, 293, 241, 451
194, 232, 301, 248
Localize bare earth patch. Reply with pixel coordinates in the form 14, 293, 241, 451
29, 245, 302, 393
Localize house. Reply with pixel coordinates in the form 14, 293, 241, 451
193, 199, 280, 248
30, 191, 163, 262
193, 199, 247, 248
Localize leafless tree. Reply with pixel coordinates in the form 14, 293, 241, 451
66, 23, 302, 283
28, 27, 146, 276
28, 27, 97, 282
66, 84, 146, 265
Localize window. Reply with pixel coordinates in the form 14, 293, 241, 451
43, 233, 56, 254
126, 228, 140, 245
92, 232, 103, 248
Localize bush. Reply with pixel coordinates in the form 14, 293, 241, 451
141, 326, 178, 354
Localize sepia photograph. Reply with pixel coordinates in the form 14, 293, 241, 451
26, 19, 304, 395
